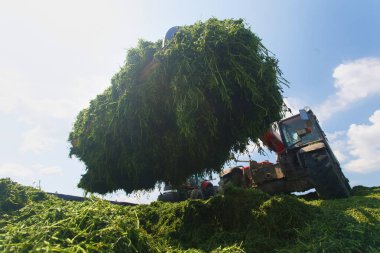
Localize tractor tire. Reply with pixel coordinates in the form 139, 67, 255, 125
304, 149, 351, 199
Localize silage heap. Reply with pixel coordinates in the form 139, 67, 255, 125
68, 18, 287, 194
1, 178, 379, 252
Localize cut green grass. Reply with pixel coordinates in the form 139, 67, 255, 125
1, 178, 379, 252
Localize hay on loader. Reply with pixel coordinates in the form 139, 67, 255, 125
68, 18, 286, 194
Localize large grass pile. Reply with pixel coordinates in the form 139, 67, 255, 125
68, 18, 287, 194
1, 178, 379, 252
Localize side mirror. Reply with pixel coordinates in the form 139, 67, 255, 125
299, 109, 309, 121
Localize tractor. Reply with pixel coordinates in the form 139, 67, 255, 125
220, 108, 352, 199
158, 175, 215, 202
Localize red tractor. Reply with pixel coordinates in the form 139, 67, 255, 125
158, 175, 215, 202
220, 108, 351, 199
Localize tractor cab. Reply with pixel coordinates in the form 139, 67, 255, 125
279, 109, 325, 150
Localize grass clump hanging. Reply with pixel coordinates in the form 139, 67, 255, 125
68, 18, 287, 194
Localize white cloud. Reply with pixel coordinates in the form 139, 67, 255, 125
326, 131, 348, 163
345, 109, 380, 173
0, 69, 109, 122
327, 110, 380, 173
0, 69, 30, 113
26, 99, 77, 121
0, 68, 110, 155
20, 126, 58, 154
35, 165, 63, 176
313, 58, 380, 175
0, 163, 62, 181
0, 164, 34, 178
17, 75, 110, 124
0, 1, 122, 54
317, 58, 380, 121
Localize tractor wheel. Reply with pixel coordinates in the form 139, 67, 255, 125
304, 149, 351, 199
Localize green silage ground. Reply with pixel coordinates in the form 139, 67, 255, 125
0, 178, 379, 252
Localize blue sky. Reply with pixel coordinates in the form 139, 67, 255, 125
1, 0, 379, 203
